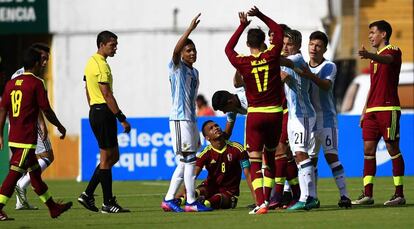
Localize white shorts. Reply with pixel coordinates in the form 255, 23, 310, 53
287, 116, 315, 155
308, 127, 338, 157
35, 126, 52, 155
169, 120, 200, 154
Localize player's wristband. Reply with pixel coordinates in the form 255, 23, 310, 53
115, 111, 126, 122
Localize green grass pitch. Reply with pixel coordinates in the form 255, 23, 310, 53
2, 177, 414, 228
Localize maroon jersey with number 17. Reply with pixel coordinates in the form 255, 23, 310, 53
0, 73, 50, 147
225, 13, 284, 108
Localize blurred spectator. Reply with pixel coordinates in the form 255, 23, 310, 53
196, 94, 215, 116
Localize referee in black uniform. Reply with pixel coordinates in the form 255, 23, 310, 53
78, 31, 131, 213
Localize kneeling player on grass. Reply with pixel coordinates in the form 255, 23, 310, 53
194, 120, 252, 209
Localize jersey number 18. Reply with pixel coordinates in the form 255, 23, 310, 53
11, 90, 23, 117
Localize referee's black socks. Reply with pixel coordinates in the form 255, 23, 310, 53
99, 169, 113, 205
85, 164, 100, 196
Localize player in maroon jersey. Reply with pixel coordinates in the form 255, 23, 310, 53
0, 48, 71, 221
352, 20, 406, 206
195, 120, 252, 209
225, 6, 284, 214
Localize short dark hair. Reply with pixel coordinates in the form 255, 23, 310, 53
197, 94, 207, 105
23, 48, 42, 69
285, 29, 302, 47
201, 120, 215, 137
97, 30, 118, 48
30, 43, 50, 53
247, 28, 265, 49
309, 31, 329, 48
212, 90, 232, 111
268, 24, 291, 36
369, 20, 392, 42
183, 38, 195, 48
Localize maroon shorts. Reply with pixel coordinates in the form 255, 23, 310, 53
362, 110, 400, 141
197, 181, 238, 198
279, 111, 288, 144
10, 147, 37, 169
245, 112, 283, 152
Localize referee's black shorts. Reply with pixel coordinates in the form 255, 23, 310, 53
89, 103, 118, 149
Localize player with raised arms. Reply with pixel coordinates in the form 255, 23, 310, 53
225, 6, 284, 214
161, 13, 212, 213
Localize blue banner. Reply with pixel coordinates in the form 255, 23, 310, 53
80, 115, 414, 181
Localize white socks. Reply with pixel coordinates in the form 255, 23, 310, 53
283, 180, 291, 193
165, 153, 197, 203
329, 161, 349, 197
184, 161, 196, 204
298, 159, 316, 202
17, 158, 49, 190
165, 160, 185, 201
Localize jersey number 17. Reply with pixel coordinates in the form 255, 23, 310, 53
251, 65, 269, 92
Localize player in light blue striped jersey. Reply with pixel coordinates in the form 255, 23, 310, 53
161, 13, 212, 213
280, 29, 318, 210
300, 31, 351, 208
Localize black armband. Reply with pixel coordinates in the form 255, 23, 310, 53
115, 111, 127, 122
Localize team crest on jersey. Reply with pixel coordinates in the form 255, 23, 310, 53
373, 63, 378, 74
210, 159, 216, 164
227, 153, 232, 161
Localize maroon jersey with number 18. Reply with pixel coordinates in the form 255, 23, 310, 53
225, 13, 284, 108
196, 141, 248, 196
0, 73, 50, 148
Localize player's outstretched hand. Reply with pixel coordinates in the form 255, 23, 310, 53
189, 13, 201, 31
238, 12, 250, 26
0, 136, 3, 150
294, 65, 311, 79
58, 125, 66, 139
121, 120, 131, 133
247, 6, 262, 17
358, 45, 370, 59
